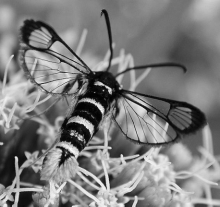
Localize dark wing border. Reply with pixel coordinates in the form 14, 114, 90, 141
19, 19, 93, 96
112, 89, 206, 146
20, 19, 92, 74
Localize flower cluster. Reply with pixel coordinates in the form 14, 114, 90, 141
0, 27, 220, 207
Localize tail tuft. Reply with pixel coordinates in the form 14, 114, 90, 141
41, 147, 79, 183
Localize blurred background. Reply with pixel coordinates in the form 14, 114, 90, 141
0, 0, 220, 205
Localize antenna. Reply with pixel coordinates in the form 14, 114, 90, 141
101, 9, 113, 72
115, 62, 187, 77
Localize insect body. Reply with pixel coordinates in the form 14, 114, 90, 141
41, 72, 120, 182
19, 10, 206, 183
61, 72, 120, 152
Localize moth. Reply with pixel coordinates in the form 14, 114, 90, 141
19, 10, 206, 183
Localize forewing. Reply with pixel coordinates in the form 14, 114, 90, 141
114, 90, 206, 146
19, 19, 92, 95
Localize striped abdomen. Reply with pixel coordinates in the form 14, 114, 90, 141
41, 73, 119, 183
58, 81, 114, 160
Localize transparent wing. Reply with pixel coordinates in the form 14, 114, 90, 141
114, 89, 206, 146
19, 19, 93, 95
